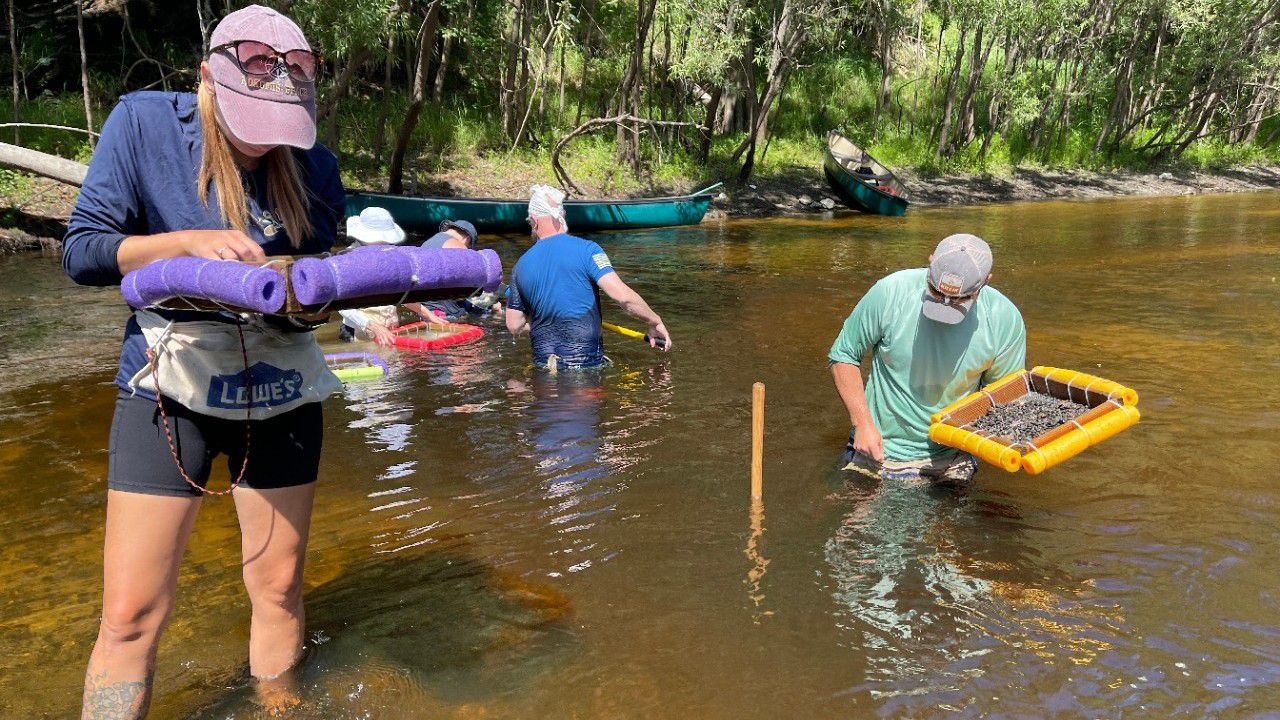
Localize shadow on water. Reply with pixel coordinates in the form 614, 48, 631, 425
189, 543, 575, 719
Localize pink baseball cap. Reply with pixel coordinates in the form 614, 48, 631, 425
207, 5, 316, 149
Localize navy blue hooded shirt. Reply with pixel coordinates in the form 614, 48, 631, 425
62, 91, 345, 394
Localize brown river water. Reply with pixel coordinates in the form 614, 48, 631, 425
1, 191, 1278, 718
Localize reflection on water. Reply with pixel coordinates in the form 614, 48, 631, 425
822, 476, 1129, 714
0, 250, 126, 394
744, 499, 770, 620
2, 191, 1280, 716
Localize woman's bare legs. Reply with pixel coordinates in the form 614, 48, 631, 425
233, 483, 316, 679
82, 490, 202, 719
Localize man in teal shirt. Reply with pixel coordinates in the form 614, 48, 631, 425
829, 234, 1025, 481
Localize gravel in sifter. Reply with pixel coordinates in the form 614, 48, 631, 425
970, 392, 1091, 444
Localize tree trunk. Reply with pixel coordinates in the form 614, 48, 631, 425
372, 28, 397, 164
735, 0, 803, 180
736, 71, 786, 180
196, 0, 214, 50
432, 32, 453, 104
7, 0, 17, 144
699, 84, 722, 162
872, 27, 892, 131
979, 32, 1018, 159
1028, 51, 1066, 152
934, 27, 967, 158
1242, 68, 1277, 144
433, 1, 468, 103
673, 22, 692, 147
954, 25, 988, 148
1157, 90, 1220, 162
616, 0, 657, 172
658, 3, 670, 129
76, 0, 94, 149
516, 0, 530, 137
511, 4, 563, 150
388, 1, 442, 194
319, 49, 370, 149
501, 0, 523, 138
536, 8, 555, 125
576, 48, 590, 125
1094, 52, 1134, 156
557, 38, 566, 114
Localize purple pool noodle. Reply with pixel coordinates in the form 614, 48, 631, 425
291, 247, 417, 306
324, 352, 389, 373
291, 247, 503, 306
405, 247, 503, 293
121, 257, 286, 314
477, 248, 503, 291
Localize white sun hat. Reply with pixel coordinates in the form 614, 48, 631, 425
346, 206, 406, 245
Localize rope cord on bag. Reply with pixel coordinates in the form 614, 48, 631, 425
146, 319, 253, 496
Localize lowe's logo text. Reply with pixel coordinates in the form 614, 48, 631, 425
207, 362, 304, 409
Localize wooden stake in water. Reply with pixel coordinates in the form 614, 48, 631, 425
751, 382, 764, 499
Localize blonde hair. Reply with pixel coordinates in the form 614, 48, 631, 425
196, 81, 312, 247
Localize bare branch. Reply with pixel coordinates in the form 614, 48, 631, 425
551, 113, 699, 193
0, 122, 100, 137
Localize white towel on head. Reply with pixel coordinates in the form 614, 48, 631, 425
528, 183, 566, 221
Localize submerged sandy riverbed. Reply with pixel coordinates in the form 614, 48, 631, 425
2, 192, 1279, 716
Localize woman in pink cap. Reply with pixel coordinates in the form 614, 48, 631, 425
63, 6, 343, 716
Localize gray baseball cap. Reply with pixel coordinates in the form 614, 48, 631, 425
922, 233, 993, 324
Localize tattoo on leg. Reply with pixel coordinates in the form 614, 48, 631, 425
82, 670, 153, 720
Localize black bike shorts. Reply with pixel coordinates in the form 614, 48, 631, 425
107, 391, 323, 497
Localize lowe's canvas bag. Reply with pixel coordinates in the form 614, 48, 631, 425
127, 309, 341, 420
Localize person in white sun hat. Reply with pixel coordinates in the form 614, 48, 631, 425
337, 206, 439, 343
345, 205, 406, 245
828, 233, 1026, 484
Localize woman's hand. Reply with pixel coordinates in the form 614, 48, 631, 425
117, 229, 267, 274
852, 420, 885, 464
369, 323, 397, 345
178, 229, 266, 263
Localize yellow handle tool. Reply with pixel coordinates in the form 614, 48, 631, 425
602, 321, 669, 349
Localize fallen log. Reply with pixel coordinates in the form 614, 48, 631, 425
0, 142, 88, 187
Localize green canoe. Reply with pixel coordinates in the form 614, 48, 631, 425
347, 183, 723, 234
823, 130, 910, 217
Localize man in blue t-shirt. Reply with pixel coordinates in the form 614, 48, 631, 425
505, 184, 671, 368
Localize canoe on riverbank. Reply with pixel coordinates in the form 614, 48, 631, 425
823, 131, 910, 216
347, 183, 723, 234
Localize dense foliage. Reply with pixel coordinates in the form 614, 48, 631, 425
4, 0, 1279, 190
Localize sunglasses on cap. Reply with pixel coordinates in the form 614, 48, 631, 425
209, 40, 322, 83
